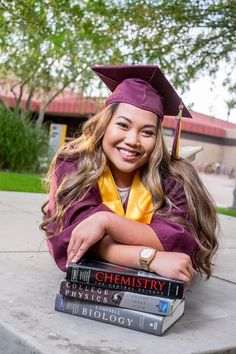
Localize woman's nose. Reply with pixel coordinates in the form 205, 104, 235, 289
124, 131, 140, 146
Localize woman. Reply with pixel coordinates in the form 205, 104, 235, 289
41, 65, 218, 287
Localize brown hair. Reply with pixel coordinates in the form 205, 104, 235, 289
41, 103, 218, 277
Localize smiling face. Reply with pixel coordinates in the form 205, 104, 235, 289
102, 103, 158, 187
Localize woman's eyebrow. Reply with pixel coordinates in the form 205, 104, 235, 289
142, 124, 157, 130
115, 116, 157, 129
115, 116, 132, 122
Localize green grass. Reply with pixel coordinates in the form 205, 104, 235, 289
0, 172, 46, 193
217, 207, 236, 218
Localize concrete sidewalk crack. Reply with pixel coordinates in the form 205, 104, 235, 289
212, 274, 236, 285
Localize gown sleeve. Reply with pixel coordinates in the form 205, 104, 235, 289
149, 178, 198, 261
45, 158, 110, 272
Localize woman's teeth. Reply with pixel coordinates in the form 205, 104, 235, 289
119, 148, 139, 157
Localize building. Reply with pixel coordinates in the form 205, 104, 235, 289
162, 111, 236, 175
43, 92, 102, 138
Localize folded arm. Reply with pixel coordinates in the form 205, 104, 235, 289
90, 235, 197, 287
66, 211, 164, 265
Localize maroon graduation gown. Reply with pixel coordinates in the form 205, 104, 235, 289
45, 158, 198, 271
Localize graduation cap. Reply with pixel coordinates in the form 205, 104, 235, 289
92, 65, 192, 159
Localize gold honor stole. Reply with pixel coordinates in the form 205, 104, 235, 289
98, 166, 154, 224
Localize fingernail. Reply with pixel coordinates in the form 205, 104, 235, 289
66, 263, 68, 269
71, 257, 77, 263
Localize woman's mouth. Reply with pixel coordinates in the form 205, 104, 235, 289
117, 148, 140, 161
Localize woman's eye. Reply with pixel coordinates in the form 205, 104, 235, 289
142, 130, 155, 136
116, 122, 129, 129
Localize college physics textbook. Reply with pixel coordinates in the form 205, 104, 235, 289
55, 293, 185, 336
66, 259, 184, 299
60, 280, 182, 316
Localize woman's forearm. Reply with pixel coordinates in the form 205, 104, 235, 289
101, 211, 164, 251
66, 210, 163, 266
91, 235, 144, 269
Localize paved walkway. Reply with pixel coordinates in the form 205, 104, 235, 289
199, 173, 235, 208
0, 174, 236, 353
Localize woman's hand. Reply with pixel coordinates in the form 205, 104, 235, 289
149, 251, 197, 288
66, 212, 108, 267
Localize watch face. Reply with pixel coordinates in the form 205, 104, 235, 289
141, 248, 154, 258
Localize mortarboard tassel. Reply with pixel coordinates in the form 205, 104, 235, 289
171, 102, 183, 160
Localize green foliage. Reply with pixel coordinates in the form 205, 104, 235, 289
0, 106, 49, 172
0, 0, 235, 111
0, 171, 45, 193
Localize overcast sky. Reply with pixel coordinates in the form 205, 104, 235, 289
183, 74, 236, 124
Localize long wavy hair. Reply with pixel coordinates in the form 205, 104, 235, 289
41, 103, 218, 278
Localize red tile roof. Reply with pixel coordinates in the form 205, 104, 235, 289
163, 111, 236, 138
46, 92, 100, 116
3, 95, 39, 112
191, 111, 236, 129
0, 86, 100, 116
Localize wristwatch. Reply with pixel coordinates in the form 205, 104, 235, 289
139, 247, 157, 270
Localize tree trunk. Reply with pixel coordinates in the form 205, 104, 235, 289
35, 77, 78, 127
227, 107, 230, 121
23, 86, 35, 119
36, 109, 46, 127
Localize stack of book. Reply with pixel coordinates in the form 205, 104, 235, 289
55, 259, 185, 336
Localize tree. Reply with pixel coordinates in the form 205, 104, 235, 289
0, 0, 125, 125
117, 0, 236, 91
223, 80, 236, 120
0, 0, 235, 122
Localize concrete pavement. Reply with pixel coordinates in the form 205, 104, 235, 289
199, 172, 235, 208
0, 173, 236, 354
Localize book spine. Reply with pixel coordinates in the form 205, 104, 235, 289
66, 265, 183, 299
60, 280, 175, 316
55, 294, 164, 336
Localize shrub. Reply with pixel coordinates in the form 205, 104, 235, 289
0, 105, 49, 173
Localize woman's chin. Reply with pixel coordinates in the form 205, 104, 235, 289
110, 159, 136, 171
